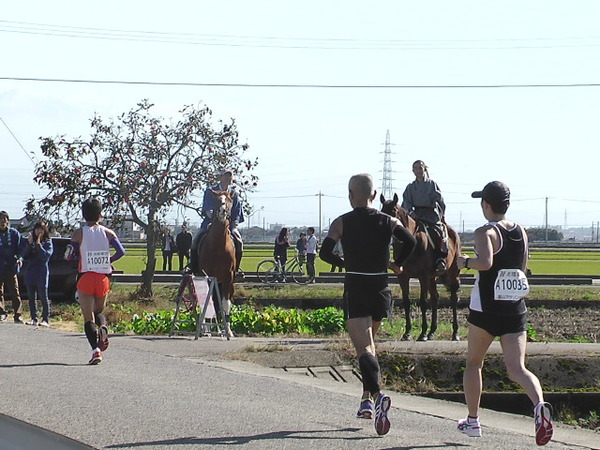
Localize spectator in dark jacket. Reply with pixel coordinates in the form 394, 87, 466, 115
0, 211, 24, 323
23, 221, 53, 327
175, 224, 193, 271
274, 228, 290, 281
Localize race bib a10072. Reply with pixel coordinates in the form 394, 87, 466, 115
85, 250, 111, 273
494, 269, 529, 301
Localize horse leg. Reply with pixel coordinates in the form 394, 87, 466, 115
427, 278, 439, 340
220, 279, 234, 338
399, 276, 412, 341
417, 277, 429, 342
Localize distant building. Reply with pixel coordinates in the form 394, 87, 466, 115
105, 216, 146, 240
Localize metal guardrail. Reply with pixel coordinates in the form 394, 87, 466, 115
112, 272, 600, 286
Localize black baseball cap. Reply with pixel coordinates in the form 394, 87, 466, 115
471, 181, 510, 206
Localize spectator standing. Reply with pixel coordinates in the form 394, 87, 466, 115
0, 211, 24, 323
67, 198, 125, 365
456, 181, 553, 446
306, 227, 318, 282
295, 232, 307, 266
161, 228, 176, 272
273, 228, 290, 281
175, 224, 193, 271
23, 221, 53, 327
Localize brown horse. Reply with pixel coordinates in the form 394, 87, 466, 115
196, 190, 236, 337
381, 193, 461, 341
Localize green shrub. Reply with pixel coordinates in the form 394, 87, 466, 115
114, 305, 346, 336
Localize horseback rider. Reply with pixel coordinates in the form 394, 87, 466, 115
401, 160, 448, 275
189, 168, 244, 277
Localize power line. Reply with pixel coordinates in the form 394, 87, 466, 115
2, 19, 600, 51
0, 116, 35, 165
1, 76, 600, 89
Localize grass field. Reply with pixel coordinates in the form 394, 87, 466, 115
112, 244, 600, 276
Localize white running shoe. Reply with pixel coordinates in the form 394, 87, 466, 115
534, 402, 554, 446
457, 416, 482, 437
88, 348, 102, 365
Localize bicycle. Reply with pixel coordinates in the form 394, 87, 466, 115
256, 251, 310, 284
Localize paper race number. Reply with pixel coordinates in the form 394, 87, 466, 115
85, 250, 111, 272
494, 269, 529, 301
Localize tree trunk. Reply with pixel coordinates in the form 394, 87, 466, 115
140, 214, 159, 297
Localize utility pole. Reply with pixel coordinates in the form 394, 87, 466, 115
545, 197, 548, 242
381, 130, 395, 200
316, 191, 323, 240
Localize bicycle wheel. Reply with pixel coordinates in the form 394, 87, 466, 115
290, 261, 310, 284
176, 274, 198, 312
256, 260, 279, 284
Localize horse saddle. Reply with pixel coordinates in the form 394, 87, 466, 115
417, 221, 447, 251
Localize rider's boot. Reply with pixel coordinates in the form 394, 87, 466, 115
435, 230, 449, 275
234, 241, 245, 281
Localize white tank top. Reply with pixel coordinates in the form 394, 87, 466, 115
79, 225, 112, 274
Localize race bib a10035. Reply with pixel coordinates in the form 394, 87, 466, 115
494, 269, 529, 301
85, 250, 111, 273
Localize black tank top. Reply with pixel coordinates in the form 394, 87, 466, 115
475, 222, 527, 315
341, 207, 392, 274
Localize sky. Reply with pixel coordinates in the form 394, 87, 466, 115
2, 1, 600, 234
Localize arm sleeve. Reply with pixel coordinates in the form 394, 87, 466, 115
433, 181, 446, 215
201, 188, 213, 216
401, 185, 413, 211
319, 237, 345, 268
392, 225, 416, 267
109, 237, 126, 262
231, 192, 245, 224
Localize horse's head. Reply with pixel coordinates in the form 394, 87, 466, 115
380, 193, 400, 218
380, 193, 416, 233
211, 189, 232, 224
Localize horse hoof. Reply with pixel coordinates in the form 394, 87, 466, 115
452, 334, 460, 341
427, 334, 435, 341
417, 334, 428, 342
400, 333, 412, 341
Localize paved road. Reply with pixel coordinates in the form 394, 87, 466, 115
0, 323, 597, 449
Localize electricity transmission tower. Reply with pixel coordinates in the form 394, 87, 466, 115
381, 130, 395, 199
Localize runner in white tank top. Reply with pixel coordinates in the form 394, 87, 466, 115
79, 225, 112, 274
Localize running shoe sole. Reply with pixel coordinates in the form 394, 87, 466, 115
98, 325, 109, 352
535, 403, 554, 446
88, 355, 102, 365
374, 394, 391, 435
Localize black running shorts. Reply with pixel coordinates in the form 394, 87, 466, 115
467, 309, 527, 337
343, 274, 392, 321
